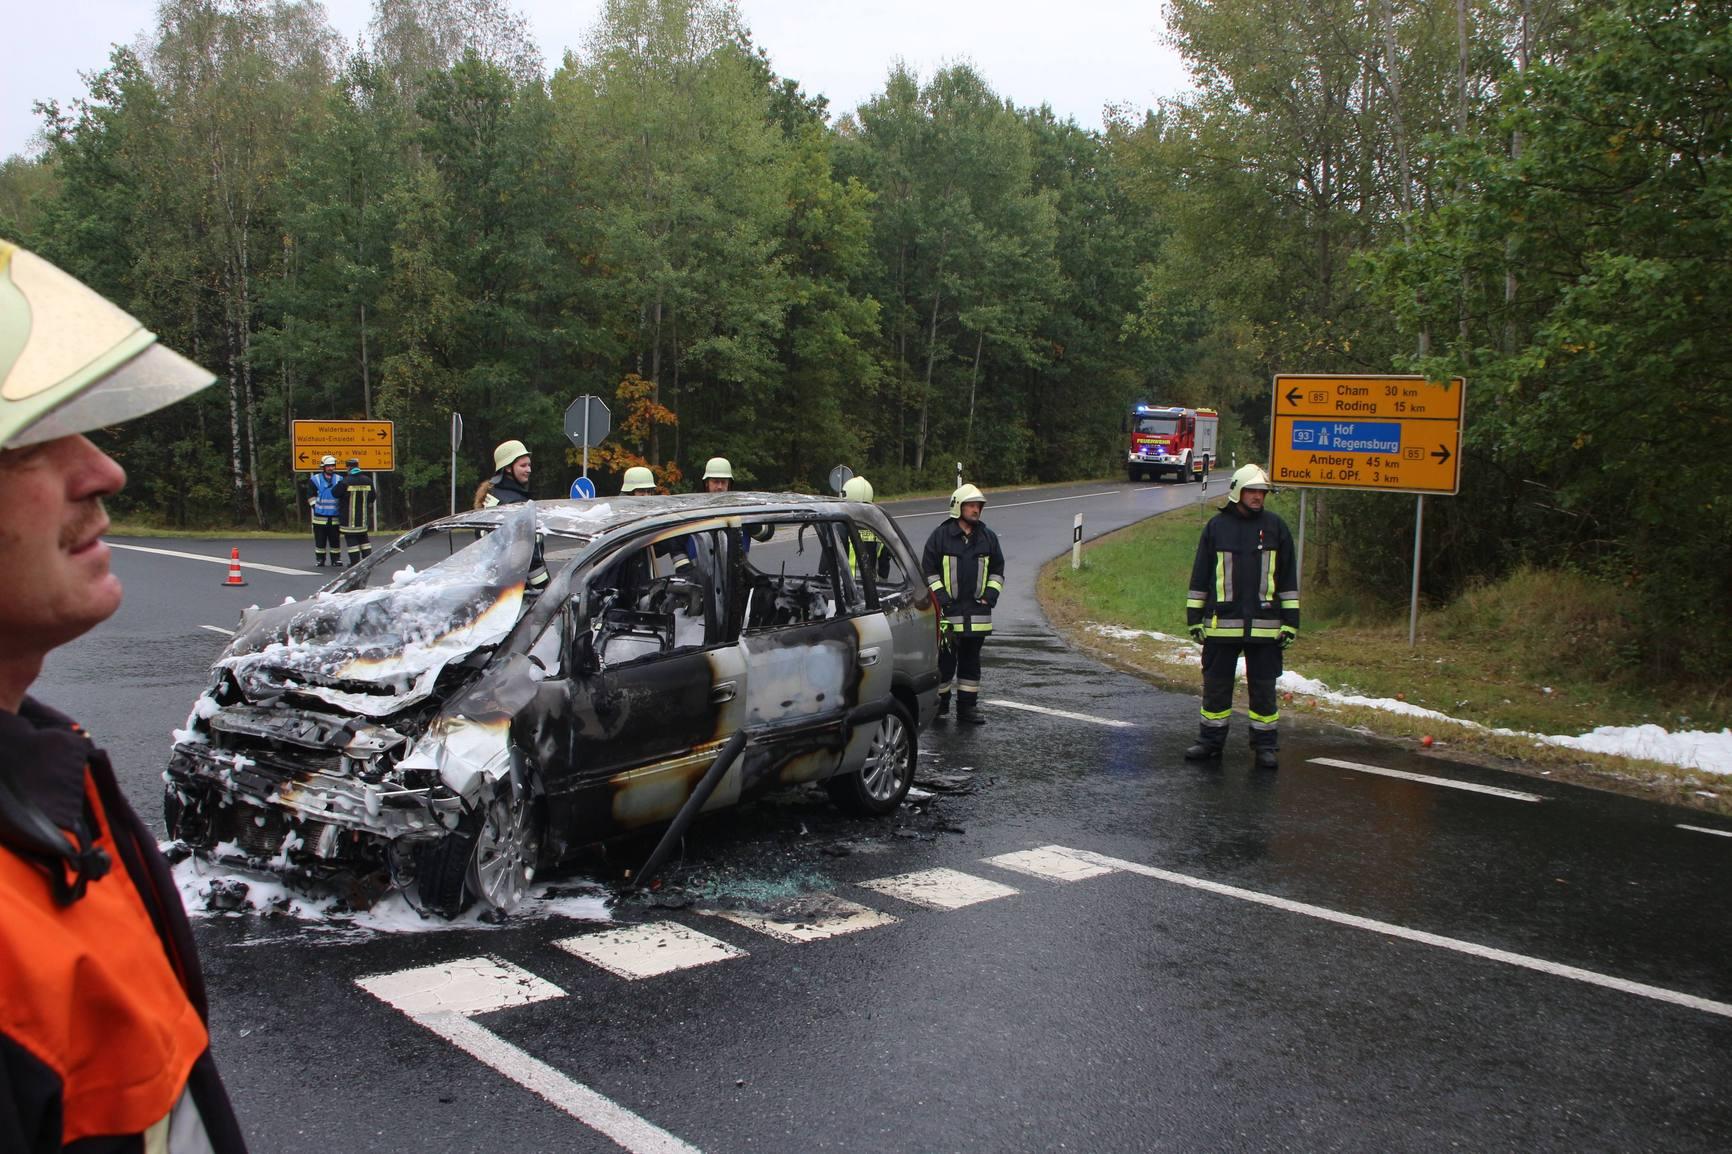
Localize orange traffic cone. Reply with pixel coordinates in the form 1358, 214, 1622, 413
223, 546, 248, 587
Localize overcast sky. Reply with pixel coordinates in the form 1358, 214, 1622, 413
7, 0, 1192, 159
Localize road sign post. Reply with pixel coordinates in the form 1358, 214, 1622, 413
563, 396, 611, 482
449, 412, 463, 517
1269, 374, 1466, 646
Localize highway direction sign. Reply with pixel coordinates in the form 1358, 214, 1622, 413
1269, 374, 1464, 495
292, 419, 396, 471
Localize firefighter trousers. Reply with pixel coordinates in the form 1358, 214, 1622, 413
939, 633, 987, 711
1198, 641, 1283, 750
342, 530, 372, 565
312, 517, 342, 565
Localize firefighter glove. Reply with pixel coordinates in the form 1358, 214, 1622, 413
935, 590, 952, 611
1188, 625, 1205, 645
983, 589, 999, 610
1280, 626, 1297, 649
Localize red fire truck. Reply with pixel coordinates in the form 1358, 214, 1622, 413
1125, 403, 1219, 482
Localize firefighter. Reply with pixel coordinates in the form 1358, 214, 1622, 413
701, 456, 734, 493
474, 439, 532, 508
842, 474, 887, 582
0, 240, 248, 1150
305, 454, 344, 566
620, 465, 657, 494
1183, 464, 1300, 769
340, 457, 374, 565
922, 483, 1005, 725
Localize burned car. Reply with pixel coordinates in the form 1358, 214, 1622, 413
165, 495, 943, 916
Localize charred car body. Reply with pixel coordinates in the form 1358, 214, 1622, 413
165, 495, 943, 916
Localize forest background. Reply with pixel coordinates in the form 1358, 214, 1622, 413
0, 0, 1727, 682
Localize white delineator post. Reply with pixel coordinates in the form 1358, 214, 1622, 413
1072, 513, 1084, 570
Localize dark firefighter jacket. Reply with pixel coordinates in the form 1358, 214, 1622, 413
922, 518, 1005, 634
1186, 504, 1300, 643
0, 699, 247, 1153
340, 471, 373, 533
480, 473, 532, 508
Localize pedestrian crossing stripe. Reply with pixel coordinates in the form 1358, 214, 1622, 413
982, 847, 1117, 882
555, 921, 746, 981
853, 866, 1020, 910
701, 893, 898, 943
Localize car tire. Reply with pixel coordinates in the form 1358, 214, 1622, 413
827, 700, 916, 816
416, 784, 543, 918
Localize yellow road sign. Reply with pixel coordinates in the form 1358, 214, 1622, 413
292, 419, 396, 471
1269, 375, 1465, 496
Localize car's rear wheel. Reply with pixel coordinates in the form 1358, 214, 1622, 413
417, 784, 542, 918
827, 700, 916, 816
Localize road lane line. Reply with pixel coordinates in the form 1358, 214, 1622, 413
1678, 824, 1732, 839
856, 867, 1019, 910
108, 541, 317, 576
983, 848, 1117, 883
357, 958, 699, 1154
986, 699, 1136, 728
1053, 847, 1732, 1021
1308, 757, 1543, 802
556, 922, 746, 980
199, 625, 235, 636
702, 894, 898, 943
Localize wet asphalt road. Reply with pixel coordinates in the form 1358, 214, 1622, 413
32, 476, 1732, 1153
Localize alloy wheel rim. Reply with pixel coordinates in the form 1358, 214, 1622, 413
860, 714, 910, 802
472, 789, 537, 911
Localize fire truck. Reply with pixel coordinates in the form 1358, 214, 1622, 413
1125, 403, 1219, 482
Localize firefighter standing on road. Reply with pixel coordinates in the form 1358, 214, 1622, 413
923, 483, 1005, 725
842, 475, 888, 582
0, 240, 248, 1150
1184, 464, 1300, 769
305, 454, 344, 567
340, 457, 373, 565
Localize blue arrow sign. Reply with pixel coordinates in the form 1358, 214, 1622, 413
570, 475, 597, 499
1290, 421, 1402, 454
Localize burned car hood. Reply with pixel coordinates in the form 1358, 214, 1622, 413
215, 505, 535, 717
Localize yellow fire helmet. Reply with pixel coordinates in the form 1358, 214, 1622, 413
842, 475, 874, 503
949, 482, 986, 520
0, 240, 215, 450
492, 439, 530, 472
1228, 463, 1272, 503
620, 465, 657, 494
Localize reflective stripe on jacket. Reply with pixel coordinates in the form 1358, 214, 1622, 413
1185, 505, 1300, 643
921, 518, 1005, 634
341, 473, 373, 532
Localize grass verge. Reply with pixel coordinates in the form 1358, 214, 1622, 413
1038, 493, 1730, 817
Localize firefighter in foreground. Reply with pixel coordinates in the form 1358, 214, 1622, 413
0, 241, 248, 1150
1184, 464, 1299, 769
340, 457, 373, 565
305, 453, 343, 566
923, 483, 1005, 725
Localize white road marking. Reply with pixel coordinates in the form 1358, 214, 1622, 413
703, 894, 899, 943
556, 921, 747, 980
983, 848, 1118, 883
985, 699, 1136, 728
199, 624, 236, 636
856, 867, 1019, 910
1308, 757, 1543, 802
1678, 824, 1732, 839
1053, 846, 1732, 1021
108, 541, 317, 576
358, 957, 700, 1154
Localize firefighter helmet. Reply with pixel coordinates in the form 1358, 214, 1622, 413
492, 439, 530, 472
621, 465, 656, 494
1228, 464, 1272, 503
702, 456, 733, 481
320, 455, 338, 467
0, 240, 215, 450
842, 476, 874, 503
949, 483, 986, 520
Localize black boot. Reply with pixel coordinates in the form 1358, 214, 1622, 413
1253, 746, 1279, 770
936, 692, 950, 718
1183, 742, 1223, 761
957, 703, 986, 726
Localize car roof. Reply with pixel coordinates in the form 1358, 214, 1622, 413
436, 492, 860, 541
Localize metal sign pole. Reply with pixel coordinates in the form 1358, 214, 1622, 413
582, 403, 590, 479
1408, 495, 1424, 647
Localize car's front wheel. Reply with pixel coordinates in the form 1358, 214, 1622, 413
827, 700, 916, 816
417, 783, 542, 918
